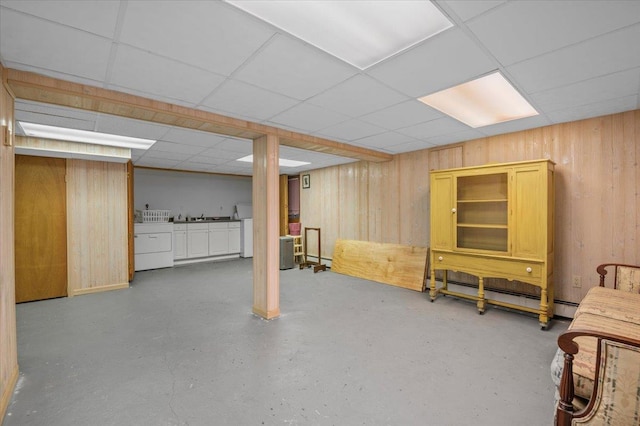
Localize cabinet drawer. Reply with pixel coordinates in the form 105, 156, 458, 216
228, 221, 240, 229
135, 232, 172, 254
173, 224, 186, 231
209, 222, 229, 230
432, 251, 543, 283
187, 223, 208, 231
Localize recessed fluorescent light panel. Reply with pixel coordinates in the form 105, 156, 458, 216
418, 72, 539, 128
18, 122, 156, 149
225, 0, 453, 70
237, 155, 310, 168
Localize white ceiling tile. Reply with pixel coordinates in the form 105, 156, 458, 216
162, 128, 227, 147
201, 79, 299, 121
0, 61, 105, 87
141, 150, 193, 162
0, 9, 112, 81
234, 35, 357, 100
531, 68, 640, 112
359, 100, 443, 130
385, 139, 437, 154
110, 45, 225, 105
212, 139, 253, 154
1, 0, 120, 38
508, 24, 640, 94
308, 75, 409, 117
352, 131, 418, 150
147, 141, 205, 155
268, 103, 349, 133
199, 148, 249, 160
425, 129, 486, 146
477, 115, 552, 137
440, 1, 507, 22
185, 156, 228, 166
316, 119, 386, 142
368, 28, 496, 97
546, 95, 639, 125
135, 157, 182, 168
468, 0, 640, 66
95, 115, 170, 140
396, 116, 470, 140
119, 1, 276, 75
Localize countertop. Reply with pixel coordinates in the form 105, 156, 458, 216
173, 218, 240, 224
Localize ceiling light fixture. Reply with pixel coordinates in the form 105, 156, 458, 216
18, 122, 157, 150
225, 0, 452, 70
418, 72, 539, 128
236, 155, 310, 168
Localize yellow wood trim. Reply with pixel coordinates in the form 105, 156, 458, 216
0, 363, 19, 420
6, 68, 392, 163
72, 282, 129, 296
430, 158, 555, 174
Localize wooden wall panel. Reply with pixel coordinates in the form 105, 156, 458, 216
0, 66, 18, 421
66, 160, 129, 295
300, 110, 640, 305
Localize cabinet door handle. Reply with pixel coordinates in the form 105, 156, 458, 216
526, 267, 532, 273
438, 256, 443, 261
451, 208, 456, 213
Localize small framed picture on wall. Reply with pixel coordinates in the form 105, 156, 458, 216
302, 174, 310, 189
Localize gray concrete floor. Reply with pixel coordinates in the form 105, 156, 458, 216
4, 259, 568, 426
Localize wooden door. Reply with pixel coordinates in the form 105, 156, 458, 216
430, 174, 454, 250
279, 174, 288, 236
511, 164, 545, 259
15, 155, 67, 303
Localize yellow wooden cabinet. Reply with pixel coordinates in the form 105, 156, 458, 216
429, 159, 555, 328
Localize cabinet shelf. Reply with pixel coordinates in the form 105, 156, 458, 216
457, 223, 508, 229
457, 198, 507, 203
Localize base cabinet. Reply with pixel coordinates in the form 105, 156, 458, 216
173, 224, 187, 260
176, 221, 241, 262
187, 224, 209, 258
228, 222, 240, 253
429, 159, 555, 328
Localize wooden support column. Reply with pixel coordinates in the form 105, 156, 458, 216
252, 134, 280, 319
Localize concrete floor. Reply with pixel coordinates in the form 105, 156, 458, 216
4, 259, 568, 426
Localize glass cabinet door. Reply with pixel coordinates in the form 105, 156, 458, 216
456, 173, 508, 252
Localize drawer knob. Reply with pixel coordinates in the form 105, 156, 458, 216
451, 208, 456, 213
526, 267, 532, 273
438, 256, 443, 261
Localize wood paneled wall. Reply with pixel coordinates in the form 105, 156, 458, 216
300, 110, 640, 304
67, 159, 129, 295
0, 66, 18, 421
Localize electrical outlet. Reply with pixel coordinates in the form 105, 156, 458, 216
572, 275, 582, 288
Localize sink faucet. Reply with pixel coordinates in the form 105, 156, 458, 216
200, 213, 204, 219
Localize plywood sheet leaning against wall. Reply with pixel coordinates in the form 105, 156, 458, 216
332, 239, 428, 292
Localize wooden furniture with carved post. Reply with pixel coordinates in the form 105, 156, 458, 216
429, 159, 555, 328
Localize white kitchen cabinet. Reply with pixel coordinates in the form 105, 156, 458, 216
173, 224, 187, 260
187, 223, 209, 258
208, 222, 229, 256
228, 222, 241, 254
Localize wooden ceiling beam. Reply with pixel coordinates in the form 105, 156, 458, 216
6, 68, 392, 163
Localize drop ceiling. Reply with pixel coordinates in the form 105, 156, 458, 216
1, 0, 639, 175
